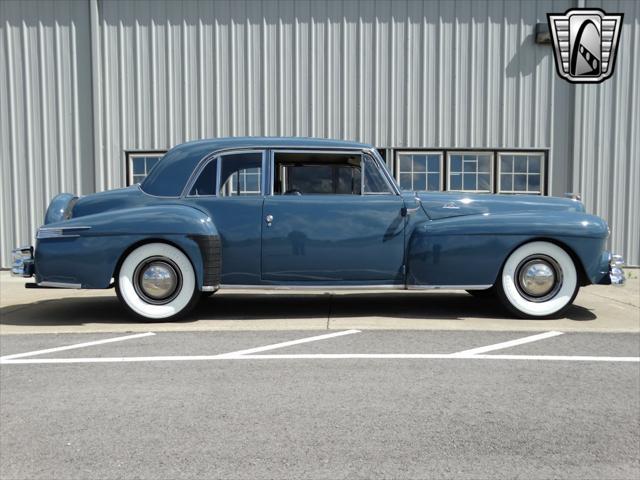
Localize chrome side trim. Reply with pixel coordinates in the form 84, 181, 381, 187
201, 286, 217, 292
217, 284, 492, 291
407, 284, 493, 290
38, 281, 82, 289
218, 284, 402, 291
36, 226, 91, 239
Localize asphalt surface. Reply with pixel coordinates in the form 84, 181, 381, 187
1, 330, 639, 480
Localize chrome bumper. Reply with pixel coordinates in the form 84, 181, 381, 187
609, 253, 625, 286
11, 246, 35, 278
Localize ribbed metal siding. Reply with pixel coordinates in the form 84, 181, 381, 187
572, 1, 640, 266
1, 0, 638, 266
0, 0, 94, 267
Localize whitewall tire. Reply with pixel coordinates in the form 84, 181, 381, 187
497, 241, 579, 319
116, 243, 200, 321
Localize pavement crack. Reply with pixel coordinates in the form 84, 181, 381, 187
587, 291, 640, 308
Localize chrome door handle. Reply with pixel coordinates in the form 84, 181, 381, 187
265, 214, 274, 226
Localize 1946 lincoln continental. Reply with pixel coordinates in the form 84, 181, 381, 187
12, 137, 625, 321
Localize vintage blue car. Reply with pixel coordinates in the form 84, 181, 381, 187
12, 137, 625, 321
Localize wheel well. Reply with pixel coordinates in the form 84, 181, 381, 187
496, 237, 590, 287
112, 238, 197, 285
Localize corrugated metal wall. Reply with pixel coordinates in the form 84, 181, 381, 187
1, 0, 94, 268
1, 0, 638, 267
572, 0, 640, 269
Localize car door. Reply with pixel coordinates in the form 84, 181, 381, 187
187, 150, 266, 285
261, 150, 406, 284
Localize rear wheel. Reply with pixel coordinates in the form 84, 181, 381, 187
116, 243, 200, 321
496, 241, 579, 319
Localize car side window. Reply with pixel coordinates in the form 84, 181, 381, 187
189, 159, 218, 196
363, 155, 392, 194
273, 152, 362, 195
219, 152, 263, 196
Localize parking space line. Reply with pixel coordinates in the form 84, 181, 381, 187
1, 353, 638, 364
217, 329, 361, 357
451, 331, 564, 356
0, 332, 156, 361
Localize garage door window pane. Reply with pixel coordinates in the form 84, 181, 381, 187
413, 174, 426, 191
450, 173, 462, 190
128, 153, 165, 185
498, 153, 544, 194
514, 157, 527, 173
399, 173, 412, 190
500, 173, 513, 191
396, 153, 442, 191
448, 153, 492, 193
450, 155, 462, 172
528, 156, 541, 173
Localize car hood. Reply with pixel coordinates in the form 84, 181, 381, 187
414, 192, 586, 220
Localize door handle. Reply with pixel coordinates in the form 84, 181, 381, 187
401, 197, 422, 217
265, 214, 274, 226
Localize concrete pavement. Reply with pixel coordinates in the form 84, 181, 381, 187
1, 330, 639, 480
1, 271, 638, 334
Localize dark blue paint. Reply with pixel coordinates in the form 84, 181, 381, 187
190, 197, 264, 285
31, 137, 613, 290
261, 195, 406, 282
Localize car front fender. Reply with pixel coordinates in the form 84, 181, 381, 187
407, 212, 609, 287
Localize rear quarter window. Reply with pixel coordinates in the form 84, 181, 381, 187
141, 144, 213, 196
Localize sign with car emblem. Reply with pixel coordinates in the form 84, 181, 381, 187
547, 8, 623, 84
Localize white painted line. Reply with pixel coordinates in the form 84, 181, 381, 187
451, 331, 564, 356
0, 353, 638, 364
231, 354, 640, 362
217, 329, 361, 357
0, 332, 156, 361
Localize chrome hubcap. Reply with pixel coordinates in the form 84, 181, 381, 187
520, 262, 555, 296
134, 257, 182, 304
515, 255, 563, 302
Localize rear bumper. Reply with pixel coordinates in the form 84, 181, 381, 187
11, 246, 35, 278
609, 253, 625, 286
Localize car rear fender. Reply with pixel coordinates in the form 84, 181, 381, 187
35, 205, 221, 290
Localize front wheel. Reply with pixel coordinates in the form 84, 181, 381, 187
116, 243, 200, 321
496, 241, 579, 319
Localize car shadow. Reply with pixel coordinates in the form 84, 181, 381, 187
0, 291, 597, 327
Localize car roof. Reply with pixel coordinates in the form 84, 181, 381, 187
176, 136, 372, 151
140, 136, 374, 196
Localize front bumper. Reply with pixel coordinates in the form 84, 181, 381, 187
11, 246, 34, 278
609, 253, 625, 286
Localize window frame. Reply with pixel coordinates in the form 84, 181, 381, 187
395, 151, 444, 192
268, 149, 397, 197
184, 149, 268, 198
125, 151, 166, 186
496, 151, 546, 195
446, 151, 495, 193
392, 148, 548, 195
